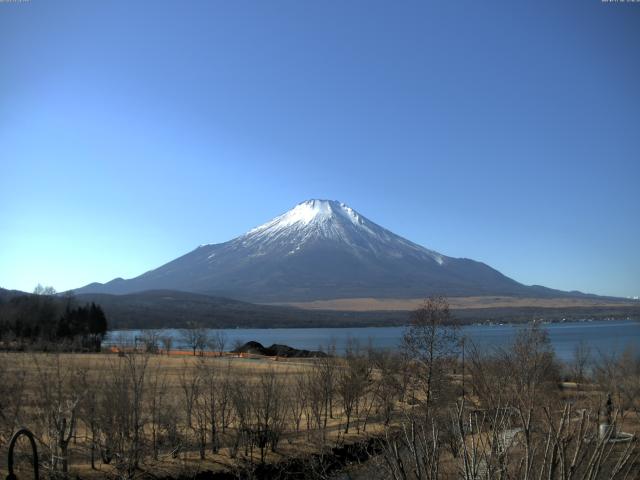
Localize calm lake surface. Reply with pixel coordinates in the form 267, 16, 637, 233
107, 319, 640, 362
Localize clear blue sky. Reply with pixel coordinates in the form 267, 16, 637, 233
1, 1, 639, 298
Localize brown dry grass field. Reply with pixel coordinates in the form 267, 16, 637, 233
274, 295, 637, 311
1, 348, 638, 480
0, 351, 389, 480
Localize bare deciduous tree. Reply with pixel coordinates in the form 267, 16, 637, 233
253, 370, 287, 461
140, 330, 161, 353
371, 350, 403, 426
403, 296, 459, 416
571, 340, 592, 385
0, 353, 28, 445
32, 354, 82, 475
208, 330, 227, 356
100, 352, 150, 480
290, 371, 309, 433
147, 362, 168, 461
181, 326, 209, 356
337, 347, 371, 433
160, 335, 173, 355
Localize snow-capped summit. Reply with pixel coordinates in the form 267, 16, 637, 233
251, 199, 346, 228
238, 199, 444, 264
75, 199, 546, 302
246, 199, 362, 237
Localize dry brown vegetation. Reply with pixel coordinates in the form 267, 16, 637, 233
374, 299, 640, 480
0, 297, 639, 480
0, 347, 401, 480
275, 296, 637, 312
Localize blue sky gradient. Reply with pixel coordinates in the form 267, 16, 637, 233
1, 1, 639, 297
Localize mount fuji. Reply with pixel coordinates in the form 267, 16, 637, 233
75, 199, 573, 302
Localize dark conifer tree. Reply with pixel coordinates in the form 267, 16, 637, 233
0, 291, 109, 351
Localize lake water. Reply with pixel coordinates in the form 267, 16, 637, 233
106, 319, 640, 363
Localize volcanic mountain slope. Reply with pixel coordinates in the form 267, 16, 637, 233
75, 199, 579, 302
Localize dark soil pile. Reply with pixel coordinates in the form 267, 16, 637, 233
233, 341, 327, 358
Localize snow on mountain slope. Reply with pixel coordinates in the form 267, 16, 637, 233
74, 199, 567, 301
217, 199, 445, 264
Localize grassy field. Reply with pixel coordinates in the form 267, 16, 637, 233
1, 338, 638, 479
0, 350, 393, 479
275, 295, 639, 311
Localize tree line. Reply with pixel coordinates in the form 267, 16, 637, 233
0, 285, 108, 351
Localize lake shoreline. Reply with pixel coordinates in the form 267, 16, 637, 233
106, 319, 640, 363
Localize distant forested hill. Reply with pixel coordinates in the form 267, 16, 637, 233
75, 289, 640, 330
2, 287, 637, 331
74, 290, 407, 329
